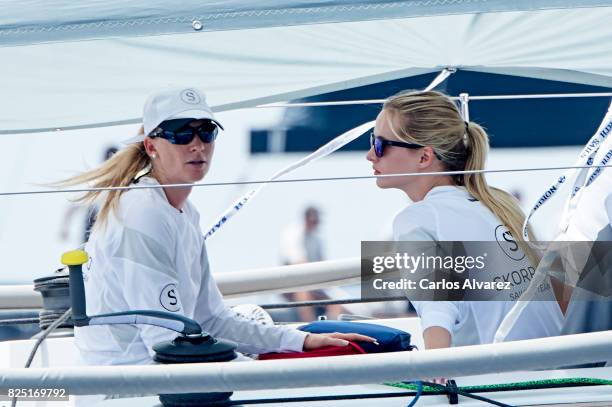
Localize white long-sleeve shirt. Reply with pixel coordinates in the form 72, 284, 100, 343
558, 157, 612, 338
393, 186, 562, 346
75, 177, 307, 366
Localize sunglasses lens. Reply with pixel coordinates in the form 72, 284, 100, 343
172, 131, 197, 145
375, 137, 384, 157
370, 133, 383, 157
196, 123, 218, 143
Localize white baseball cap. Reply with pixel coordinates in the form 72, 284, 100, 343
123, 87, 223, 144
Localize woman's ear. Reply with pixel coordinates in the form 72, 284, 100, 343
143, 137, 157, 159
418, 146, 437, 169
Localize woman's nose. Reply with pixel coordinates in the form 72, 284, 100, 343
366, 145, 377, 162
189, 135, 206, 151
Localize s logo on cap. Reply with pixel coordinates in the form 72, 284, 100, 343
180, 89, 201, 105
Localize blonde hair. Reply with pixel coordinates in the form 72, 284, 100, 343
55, 126, 151, 230
383, 90, 537, 259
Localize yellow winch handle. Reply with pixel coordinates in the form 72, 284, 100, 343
61, 249, 89, 266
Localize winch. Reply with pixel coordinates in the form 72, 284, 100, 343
61, 249, 238, 406
33, 268, 73, 332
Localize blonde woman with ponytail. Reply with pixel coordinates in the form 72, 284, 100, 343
367, 90, 562, 352
64, 87, 373, 367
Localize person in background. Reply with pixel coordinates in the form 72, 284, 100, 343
279, 206, 344, 321
281, 206, 324, 265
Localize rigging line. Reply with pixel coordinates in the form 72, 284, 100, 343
0, 297, 407, 318
259, 296, 407, 309
2, 164, 612, 198
226, 381, 507, 407
0, 318, 40, 326
421, 381, 513, 407
226, 391, 421, 405
203, 69, 452, 239
234, 379, 612, 407
4, 92, 611, 135
389, 378, 612, 393
259, 92, 612, 108
11, 308, 72, 407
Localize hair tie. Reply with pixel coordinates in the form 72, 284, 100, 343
463, 121, 470, 146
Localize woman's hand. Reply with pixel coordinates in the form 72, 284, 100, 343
303, 332, 377, 350
422, 326, 452, 385
430, 377, 448, 385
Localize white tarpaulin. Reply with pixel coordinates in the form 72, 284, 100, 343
1, 2, 612, 134
2, 0, 610, 44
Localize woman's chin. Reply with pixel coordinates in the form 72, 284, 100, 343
376, 178, 394, 189
185, 168, 208, 183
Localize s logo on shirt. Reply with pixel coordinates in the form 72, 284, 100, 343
160, 283, 181, 312
494, 225, 525, 261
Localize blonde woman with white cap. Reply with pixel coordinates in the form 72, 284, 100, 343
59, 87, 374, 366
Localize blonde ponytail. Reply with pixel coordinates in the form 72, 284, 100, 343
54, 129, 151, 230
463, 122, 538, 262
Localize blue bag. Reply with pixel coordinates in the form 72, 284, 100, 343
298, 321, 414, 354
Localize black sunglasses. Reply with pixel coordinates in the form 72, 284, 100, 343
150, 119, 219, 145
370, 131, 426, 158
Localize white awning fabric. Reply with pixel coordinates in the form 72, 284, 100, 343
1, 2, 611, 134
2, 0, 610, 45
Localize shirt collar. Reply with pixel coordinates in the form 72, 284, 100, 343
423, 185, 471, 200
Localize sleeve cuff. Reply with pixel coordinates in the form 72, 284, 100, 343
418, 310, 458, 337
280, 328, 309, 352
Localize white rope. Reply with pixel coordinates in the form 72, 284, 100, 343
493, 251, 556, 343
521, 102, 612, 239
203, 120, 375, 239
3, 92, 609, 135
3, 164, 612, 198
259, 92, 612, 108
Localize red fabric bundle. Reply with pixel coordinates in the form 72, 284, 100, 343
258, 341, 366, 360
